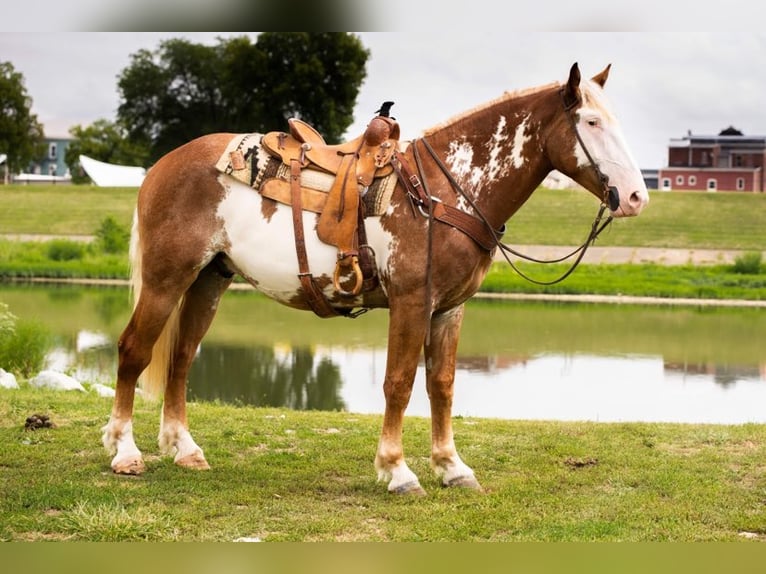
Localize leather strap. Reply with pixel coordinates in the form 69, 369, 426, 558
392, 150, 503, 251
356, 200, 379, 291
431, 202, 501, 251
290, 159, 340, 318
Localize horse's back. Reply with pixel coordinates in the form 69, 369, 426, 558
143, 133, 237, 188
138, 133, 240, 218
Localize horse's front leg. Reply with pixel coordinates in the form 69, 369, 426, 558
425, 304, 482, 490
375, 300, 429, 495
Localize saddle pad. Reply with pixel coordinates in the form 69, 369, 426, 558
215, 134, 398, 217
214, 133, 262, 186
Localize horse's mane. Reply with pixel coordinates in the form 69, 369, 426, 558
423, 81, 559, 136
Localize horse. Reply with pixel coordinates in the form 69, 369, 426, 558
102, 62, 649, 495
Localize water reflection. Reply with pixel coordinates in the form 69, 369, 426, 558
664, 360, 763, 387
2, 284, 765, 424
180, 343, 766, 424
188, 345, 346, 411
52, 343, 766, 424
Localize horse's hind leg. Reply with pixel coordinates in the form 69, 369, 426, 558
159, 259, 233, 470
425, 305, 482, 490
103, 288, 187, 474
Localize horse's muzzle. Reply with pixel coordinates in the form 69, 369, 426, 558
612, 188, 649, 217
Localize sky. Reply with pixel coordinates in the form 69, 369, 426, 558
2, 31, 766, 170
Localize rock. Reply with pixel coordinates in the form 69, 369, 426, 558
29, 370, 86, 392
0, 368, 19, 389
90, 383, 116, 397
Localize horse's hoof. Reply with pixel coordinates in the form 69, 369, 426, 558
390, 481, 427, 496
112, 457, 145, 475
175, 451, 210, 470
444, 475, 483, 491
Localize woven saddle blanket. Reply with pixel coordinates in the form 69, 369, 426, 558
214, 133, 399, 217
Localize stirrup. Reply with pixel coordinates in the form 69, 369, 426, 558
333, 254, 364, 297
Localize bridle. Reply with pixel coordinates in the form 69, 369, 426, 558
395, 86, 619, 287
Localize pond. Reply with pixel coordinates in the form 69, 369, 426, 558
2, 283, 765, 424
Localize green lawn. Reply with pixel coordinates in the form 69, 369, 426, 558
482, 261, 766, 300
500, 188, 766, 250
1, 184, 765, 250
2, 386, 766, 542
0, 185, 136, 235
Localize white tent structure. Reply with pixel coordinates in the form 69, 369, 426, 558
79, 154, 146, 187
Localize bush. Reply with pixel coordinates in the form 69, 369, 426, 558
47, 239, 86, 261
94, 216, 130, 254
732, 251, 763, 275
0, 303, 52, 378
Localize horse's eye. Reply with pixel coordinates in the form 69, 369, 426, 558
587, 118, 599, 127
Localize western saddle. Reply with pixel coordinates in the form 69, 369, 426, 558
260, 103, 401, 318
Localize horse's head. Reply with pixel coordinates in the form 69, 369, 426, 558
548, 63, 649, 217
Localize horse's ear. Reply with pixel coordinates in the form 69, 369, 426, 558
591, 64, 611, 88
563, 62, 581, 109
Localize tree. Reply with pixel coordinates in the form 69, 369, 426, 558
0, 62, 45, 183
64, 119, 150, 184
117, 33, 369, 163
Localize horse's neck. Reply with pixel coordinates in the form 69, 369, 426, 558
424, 89, 555, 228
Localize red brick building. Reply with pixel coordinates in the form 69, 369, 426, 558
658, 127, 766, 192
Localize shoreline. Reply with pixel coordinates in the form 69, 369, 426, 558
8, 276, 766, 308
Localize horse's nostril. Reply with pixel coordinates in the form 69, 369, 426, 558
629, 190, 646, 208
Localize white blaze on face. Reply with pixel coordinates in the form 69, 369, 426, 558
573, 79, 646, 200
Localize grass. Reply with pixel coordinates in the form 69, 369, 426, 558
482, 262, 766, 300
0, 239, 129, 279
3, 185, 766, 547
501, 188, 766, 250
0, 302, 51, 378
4, 239, 765, 300
0, 185, 136, 235
2, 184, 766, 250
2, 183, 766, 301
2, 386, 766, 542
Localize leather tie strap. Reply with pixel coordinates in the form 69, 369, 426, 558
290, 159, 341, 318
356, 200, 379, 292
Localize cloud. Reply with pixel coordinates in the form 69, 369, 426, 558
4, 30, 766, 170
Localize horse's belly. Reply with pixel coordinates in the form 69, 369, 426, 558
216, 177, 392, 307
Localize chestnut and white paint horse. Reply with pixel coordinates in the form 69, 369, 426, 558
103, 63, 648, 495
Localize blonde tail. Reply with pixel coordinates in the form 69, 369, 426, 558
130, 210, 183, 400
